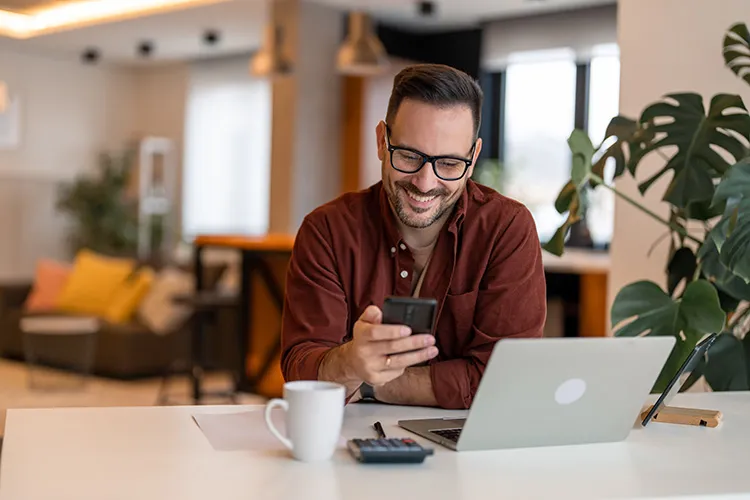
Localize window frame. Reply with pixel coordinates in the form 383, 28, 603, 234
479, 57, 614, 251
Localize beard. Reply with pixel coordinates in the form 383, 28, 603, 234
385, 177, 462, 229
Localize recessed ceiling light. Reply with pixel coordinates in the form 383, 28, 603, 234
138, 40, 155, 58
203, 29, 221, 46
81, 47, 100, 64
417, 1, 436, 17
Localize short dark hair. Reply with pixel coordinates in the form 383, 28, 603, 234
385, 63, 484, 139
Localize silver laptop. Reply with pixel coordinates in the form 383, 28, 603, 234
398, 336, 675, 451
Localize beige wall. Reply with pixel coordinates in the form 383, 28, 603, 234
0, 46, 135, 181
267, 0, 343, 234
131, 63, 189, 237
610, 0, 750, 319
360, 60, 411, 190
0, 46, 136, 280
291, 0, 342, 230
0, 42, 190, 280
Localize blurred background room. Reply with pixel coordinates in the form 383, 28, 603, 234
0, 0, 748, 451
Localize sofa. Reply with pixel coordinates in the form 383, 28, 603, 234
0, 263, 239, 379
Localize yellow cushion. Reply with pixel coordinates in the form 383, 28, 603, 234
103, 268, 155, 324
56, 249, 135, 316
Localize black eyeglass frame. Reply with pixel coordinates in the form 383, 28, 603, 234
384, 124, 477, 182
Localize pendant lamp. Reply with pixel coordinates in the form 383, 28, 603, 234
337, 12, 389, 76
250, 24, 292, 78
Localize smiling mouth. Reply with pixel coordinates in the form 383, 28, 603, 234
405, 190, 438, 204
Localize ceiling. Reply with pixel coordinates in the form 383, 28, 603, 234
1, 1, 267, 64
319, 0, 615, 30
0, 0, 616, 64
0, 0, 66, 14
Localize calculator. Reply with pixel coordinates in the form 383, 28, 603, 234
347, 438, 435, 464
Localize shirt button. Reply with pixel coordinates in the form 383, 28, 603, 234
390, 247, 396, 254
400, 270, 409, 279
399, 243, 407, 250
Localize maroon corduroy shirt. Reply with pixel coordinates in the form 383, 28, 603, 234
280, 179, 547, 409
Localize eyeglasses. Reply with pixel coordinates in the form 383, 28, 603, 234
384, 124, 476, 182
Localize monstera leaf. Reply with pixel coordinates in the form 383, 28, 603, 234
723, 22, 750, 87
711, 158, 750, 282
611, 279, 726, 392
703, 333, 749, 391
590, 115, 642, 181
570, 129, 595, 188
666, 247, 697, 296
543, 130, 594, 256
630, 93, 750, 209
699, 238, 750, 306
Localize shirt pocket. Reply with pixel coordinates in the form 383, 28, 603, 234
439, 290, 479, 352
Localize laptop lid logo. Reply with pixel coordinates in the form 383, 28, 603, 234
555, 378, 586, 405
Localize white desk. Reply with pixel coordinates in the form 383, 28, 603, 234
1, 392, 749, 500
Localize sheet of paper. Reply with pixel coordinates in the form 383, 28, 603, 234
191, 409, 345, 452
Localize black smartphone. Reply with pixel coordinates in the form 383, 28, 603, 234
641, 332, 718, 427
382, 296, 437, 335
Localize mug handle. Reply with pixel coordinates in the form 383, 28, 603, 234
265, 398, 293, 450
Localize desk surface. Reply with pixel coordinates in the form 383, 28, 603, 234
2, 392, 748, 500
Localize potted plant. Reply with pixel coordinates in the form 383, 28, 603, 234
544, 22, 750, 392
56, 150, 139, 258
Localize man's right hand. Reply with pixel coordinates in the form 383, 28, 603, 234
342, 305, 438, 386
318, 305, 439, 391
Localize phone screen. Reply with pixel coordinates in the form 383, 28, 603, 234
641, 332, 717, 426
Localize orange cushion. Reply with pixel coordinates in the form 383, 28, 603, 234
24, 259, 72, 312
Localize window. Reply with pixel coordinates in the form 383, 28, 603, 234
483, 45, 621, 248
502, 49, 578, 244
182, 57, 272, 240
586, 44, 621, 247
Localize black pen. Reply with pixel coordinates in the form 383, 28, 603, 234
373, 421, 387, 439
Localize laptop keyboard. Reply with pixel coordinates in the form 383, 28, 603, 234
432, 428, 462, 442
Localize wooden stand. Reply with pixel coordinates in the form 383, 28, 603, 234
641, 405, 722, 427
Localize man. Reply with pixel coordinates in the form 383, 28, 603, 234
280, 63, 546, 409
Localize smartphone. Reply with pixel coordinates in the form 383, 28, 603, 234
382, 296, 437, 335
641, 332, 718, 426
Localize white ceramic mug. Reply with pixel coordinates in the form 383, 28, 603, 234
264, 380, 346, 462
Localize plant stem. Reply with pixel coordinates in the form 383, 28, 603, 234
589, 173, 703, 245
692, 262, 703, 281
647, 230, 671, 257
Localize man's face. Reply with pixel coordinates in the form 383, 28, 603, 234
377, 99, 482, 229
